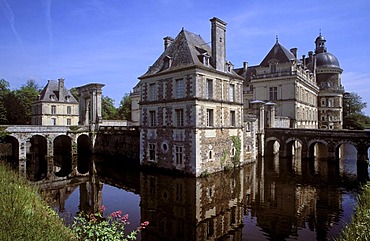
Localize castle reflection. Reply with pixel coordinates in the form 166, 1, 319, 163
38, 150, 365, 241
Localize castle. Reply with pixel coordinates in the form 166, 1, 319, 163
133, 17, 344, 176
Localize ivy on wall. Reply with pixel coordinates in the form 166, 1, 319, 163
231, 136, 241, 166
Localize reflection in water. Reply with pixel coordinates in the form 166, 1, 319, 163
38, 147, 368, 241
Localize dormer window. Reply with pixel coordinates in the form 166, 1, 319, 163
226, 61, 234, 72
269, 59, 278, 73
201, 53, 210, 66
50, 94, 55, 100
163, 56, 172, 69
65, 95, 71, 102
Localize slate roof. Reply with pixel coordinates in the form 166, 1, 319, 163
140, 29, 241, 79
38, 80, 78, 103
260, 41, 296, 67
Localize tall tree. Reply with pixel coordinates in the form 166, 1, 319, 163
343, 92, 370, 129
117, 93, 132, 121
0, 79, 10, 124
101, 95, 118, 120
14, 80, 40, 124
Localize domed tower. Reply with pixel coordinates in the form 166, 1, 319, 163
313, 33, 344, 129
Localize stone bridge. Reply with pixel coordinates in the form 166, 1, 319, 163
265, 128, 370, 161
0, 125, 140, 181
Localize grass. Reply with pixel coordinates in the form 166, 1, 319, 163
0, 162, 77, 241
336, 182, 370, 241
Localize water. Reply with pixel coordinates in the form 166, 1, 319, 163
39, 144, 369, 241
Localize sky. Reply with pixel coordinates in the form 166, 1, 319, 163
1, 0, 370, 115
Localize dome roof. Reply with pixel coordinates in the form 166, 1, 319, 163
315, 34, 325, 42
315, 52, 340, 68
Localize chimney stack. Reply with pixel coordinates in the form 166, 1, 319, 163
210, 17, 227, 72
163, 36, 174, 50
58, 78, 65, 100
290, 48, 297, 58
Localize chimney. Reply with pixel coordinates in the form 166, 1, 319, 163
58, 78, 65, 100
243, 61, 248, 72
163, 36, 173, 50
308, 51, 313, 63
302, 54, 306, 66
210, 17, 227, 72
290, 48, 297, 58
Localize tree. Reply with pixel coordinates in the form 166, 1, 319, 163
117, 93, 132, 121
14, 80, 40, 124
0, 79, 10, 124
69, 87, 79, 101
101, 96, 118, 120
343, 92, 370, 130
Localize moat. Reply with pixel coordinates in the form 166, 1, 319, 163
39, 144, 369, 241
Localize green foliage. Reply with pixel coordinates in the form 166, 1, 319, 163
102, 95, 119, 120
72, 207, 148, 241
69, 87, 79, 101
231, 136, 241, 166
336, 183, 370, 241
0, 162, 76, 241
343, 92, 370, 130
0, 126, 10, 141
118, 93, 132, 121
0, 79, 40, 124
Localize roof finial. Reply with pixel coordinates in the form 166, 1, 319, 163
319, 29, 322, 36
275, 35, 278, 43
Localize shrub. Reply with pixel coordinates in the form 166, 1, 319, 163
72, 205, 148, 241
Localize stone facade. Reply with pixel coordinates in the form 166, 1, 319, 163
137, 18, 248, 176
31, 78, 79, 126
238, 34, 344, 130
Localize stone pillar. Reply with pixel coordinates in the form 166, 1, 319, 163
251, 100, 265, 157
265, 102, 276, 128
18, 139, 27, 177
46, 138, 54, 179
327, 143, 336, 161
76, 83, 105, 131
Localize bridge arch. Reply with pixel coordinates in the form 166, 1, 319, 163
27, 135, 48, 181
307, 139, 328, 160
0, 135, 19, 168
77, 134, 91, 174
265, 137, 281, 157
285, 138, 304, 158
54, 135, 72, 177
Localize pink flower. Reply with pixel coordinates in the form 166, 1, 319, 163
140, 221, 149, 228
100, 205, 105, 213
121, 214, 129, 223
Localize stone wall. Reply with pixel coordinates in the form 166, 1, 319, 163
93, 128, 140, 165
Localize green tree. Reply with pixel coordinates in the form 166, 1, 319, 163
343, 92, 370, 130
117, 93, 132, 121
69, 87, 79, 101
0, 79, 10, 124
101, 95, 118, 120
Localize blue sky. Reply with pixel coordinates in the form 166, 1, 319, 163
1, 0, 370, 115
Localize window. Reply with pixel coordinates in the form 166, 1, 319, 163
176, 79, 185, 98
271, 63, 277, 73
51, 118, 56, 125
206, 79, 213, 99
163, 56, 172, 69
67, 106, 71, 114
175, 145, 183, 165
175, 183, 183, 202
67, 118, 71, 125
269, 87, 277, 101
149, 111, 156, 126
206, 109, 214, 127
230, 110, 236, 127
229, 84, 235, 102
149, 83, 157, 101
149, 143, 156, 161
175, 109, 184, 127
51, 105, 56, 114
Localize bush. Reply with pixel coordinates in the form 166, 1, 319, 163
72, 205, 148, 241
